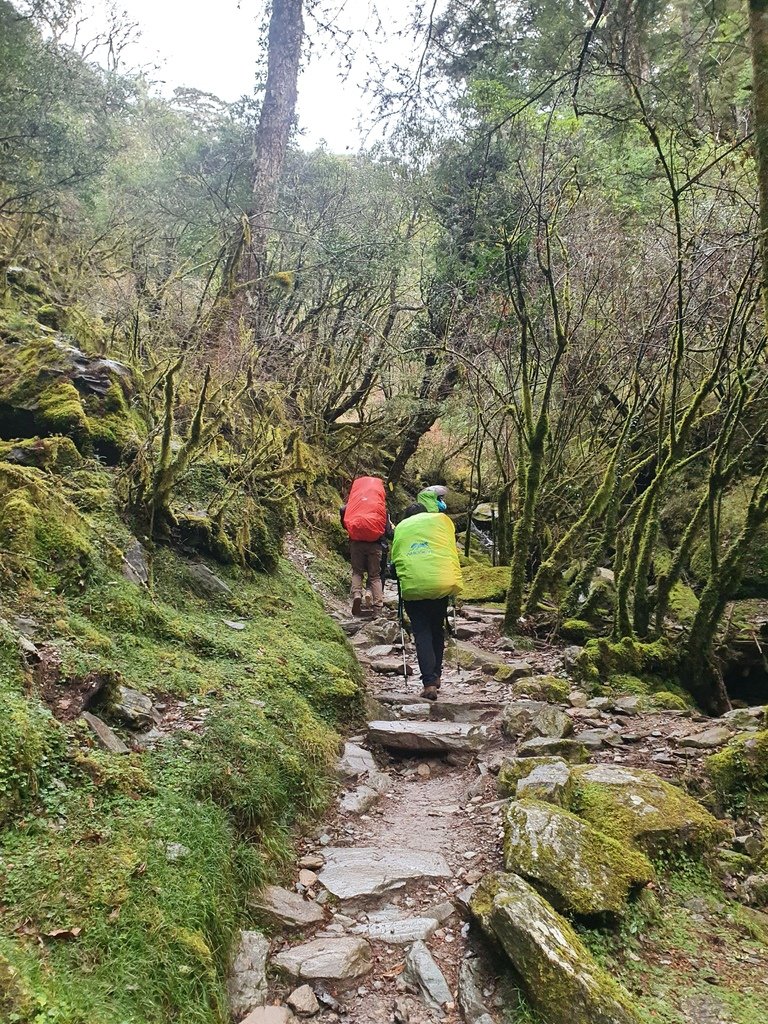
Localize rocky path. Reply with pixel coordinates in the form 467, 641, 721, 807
231, 581, 768, 1024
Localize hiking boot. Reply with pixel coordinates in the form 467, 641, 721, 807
421, 686, 439, 701
351, 596, 362, 616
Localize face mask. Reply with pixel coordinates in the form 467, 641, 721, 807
437, 499, 447, 512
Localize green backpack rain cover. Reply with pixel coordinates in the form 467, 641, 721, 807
392, 512, 463, 600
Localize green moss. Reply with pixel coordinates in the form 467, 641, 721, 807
460, 563, 511, 602
0, 435, 83, 470
503, 799, 655, 916
560, 618, 596, 643
570, 765, 729, 857
667, 580, 699, 624
706, 730, 768, 810
497, 756, 567, 797
648, 690, 690, 711
573, 636, 677, 690
514, 675, 570, 702
37, 379, 91, 442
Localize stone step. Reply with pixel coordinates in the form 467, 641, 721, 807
367, 719, 489, 754
318, 846, 451, 902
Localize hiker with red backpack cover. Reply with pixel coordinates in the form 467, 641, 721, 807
340, 476, 393, 617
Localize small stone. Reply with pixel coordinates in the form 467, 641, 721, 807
516, 736, 589, 762
299, 854, 325, 870
586, 697, 613, 712
223, 619, 247, 630
240, 1009, 295, 1024
614, 696, 641, 715
416, 763, 431, 778
568, 691, 588, 708
287, 984, 320, 1015
338, 743, 377, 780
366, 917, 438, 944
165, 842, 190, 862
367, 645, 395, 657
299, 869, 318, 887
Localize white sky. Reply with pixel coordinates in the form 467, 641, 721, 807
90, 0, 419, 152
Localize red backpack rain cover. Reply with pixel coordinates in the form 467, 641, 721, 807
343, 477, 387, 542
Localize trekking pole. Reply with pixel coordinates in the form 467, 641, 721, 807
397, 579, 408, 681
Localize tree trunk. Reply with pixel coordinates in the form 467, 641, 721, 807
221, 0, 303, 349
750, 0, 768, 326
504, 418, 546, 631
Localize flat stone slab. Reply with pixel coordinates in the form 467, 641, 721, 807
227, 930, 269, 1020
679, 726, 733, 749
364, 916, 439, 944
318, 846, 451, 901
240, 1008, 295, 1024
517, 736, 589, 762
370, 656, 413, 676
367, 719, 489, 754
250, 885, 326, 928
81, 712, 128, 754
272, 936, 372, 981
430, 700, 502, 723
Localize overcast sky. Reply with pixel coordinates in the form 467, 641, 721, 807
87, 0, 420, 152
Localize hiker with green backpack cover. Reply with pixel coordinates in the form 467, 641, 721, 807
391, 488, 463, 700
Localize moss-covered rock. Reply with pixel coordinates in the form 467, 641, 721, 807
459, 564, 510, 602
0, 332, 144, 461
513, 674, 570, 703
560, 618, 597, 643
570, 765, 729, 856
497, 755, 570, 798
470, 872, 643, 1024
503, 799, 655, 915
573, 636, 678, 690
706, 730, 768, 808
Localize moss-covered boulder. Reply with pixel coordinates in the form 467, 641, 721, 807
497, 756, 569, 798
706, 730, 768, 807
459, 564, 510, 602
503, 799, 655, 915
470, 872, 643, 1024
573, 636, 678, 691
513, 674, 570, 703
0, 331, 145, 462
501, 700, 573, 742
571, 765, 729, 856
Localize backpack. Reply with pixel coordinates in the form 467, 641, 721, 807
391, 511, 463, 600
343, 477, 387, 542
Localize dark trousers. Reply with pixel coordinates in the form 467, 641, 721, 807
404, 597, 448, 688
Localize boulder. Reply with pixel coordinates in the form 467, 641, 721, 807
517, 737, 589, 762
720, 706, 765, 731
574, 729, 611, 750
109, 685, 154, 729
514, 675, 571, 703
122, 539, 149, 587
186, 561, 232, 598
678, 726, 733, 749
367, 720, 489, 754
287, 984, 320, 1015
516, 762, 573, 807
497, 756, 569, 798
455, 642, 525, 676
403, 940, 453, 1011
318, 846, 451, 902
501, 701, 573, 741
470, 873, 642, 1024
271, 936, 372, 982
572, 765, 729, 855
227, 930, 269, 1020
503, 800, 654, 915
250, 885, 325, 929
80, 712, 128, 754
